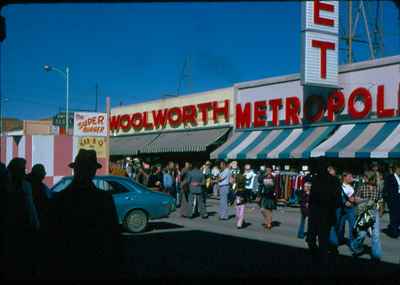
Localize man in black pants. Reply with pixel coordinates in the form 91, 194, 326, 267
383, 163, 400, 238
306, 160, 341, 274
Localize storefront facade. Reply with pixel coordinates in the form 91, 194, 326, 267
211, 55, 400, 165
110, 87, 234, 163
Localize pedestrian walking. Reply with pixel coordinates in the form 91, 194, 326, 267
351, 172, 383, 262
298, 181, 311, 239
211, 164, 220, 198
306, 160, 341, 272
163, 163, 176, 198
234, 172, 247, 229
148, 165, 163, 191
4, 158, 39, 280
187, 162, 208, 219
337, 171, 357, 251
229, 161, 240, 206
179, 162, 192, 218
45, 149, 122, 280
244, 164, 257, 202
175, 163, 182, 208
258, 166, 276, 230
218, 160, 231, 220
383, 162, 400, 238
202, 161, 212, 203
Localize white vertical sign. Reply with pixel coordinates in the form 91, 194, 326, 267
301, 0, 339, 88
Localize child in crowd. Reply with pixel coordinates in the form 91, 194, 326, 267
298, 181, 311, 239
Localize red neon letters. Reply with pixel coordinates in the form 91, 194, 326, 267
285, 97, 301, 125
110, 100, 230, 132
377, 85, 395, 118
348, 87, 372, 119
312, 40, 335, 79
253, 101, 267, 128
314, 0, 335, 27
236, 103, 251, 129
234, 85, 397, 129
327, 91, 345, 122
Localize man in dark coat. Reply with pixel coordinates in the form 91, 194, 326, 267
383, 163, 400, 238
45, 149, 122, 280
26, 164, 52, 227
306, 160, 341, 272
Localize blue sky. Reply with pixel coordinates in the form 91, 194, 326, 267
1, 1, 399, 120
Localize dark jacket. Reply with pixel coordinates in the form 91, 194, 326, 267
300, 190, 311, 217
26, 175, 51, 227
309, 172, 341, 228
383, 174, 400, 205
46, 181, 122, 279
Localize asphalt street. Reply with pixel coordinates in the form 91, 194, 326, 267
120, 198, 400, 280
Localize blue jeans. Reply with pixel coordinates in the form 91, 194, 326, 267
298, 213, 308, 238
329, 208, 341, 246
338, 207, 356, 247
351, 209, 382, 259
219, 185, 230, 219
176, 184, 181, 207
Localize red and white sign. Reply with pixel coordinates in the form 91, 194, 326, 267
110, 100, 230, 133
301, 0, 339, 88
236, 84, 400, 128
74, 112, 108, 137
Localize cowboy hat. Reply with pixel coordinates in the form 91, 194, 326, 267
69, 149, 102, 169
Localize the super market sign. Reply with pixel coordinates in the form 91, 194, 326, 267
74, 112, 108, 137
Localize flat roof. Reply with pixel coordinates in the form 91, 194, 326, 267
112, 86, 233, 112
235, 55, 400, 90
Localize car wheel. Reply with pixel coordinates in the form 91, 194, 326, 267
124, 209, 148, 233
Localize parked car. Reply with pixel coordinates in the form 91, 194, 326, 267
50, 175, 176, 233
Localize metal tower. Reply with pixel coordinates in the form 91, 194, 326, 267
341, 0, 390, 64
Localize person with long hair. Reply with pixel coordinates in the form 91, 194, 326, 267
258, 166, 276, 230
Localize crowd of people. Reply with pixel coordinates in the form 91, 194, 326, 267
111, 157, 400, 258
2, 152, 400, 278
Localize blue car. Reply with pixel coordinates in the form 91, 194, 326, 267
50, 175, 176, 233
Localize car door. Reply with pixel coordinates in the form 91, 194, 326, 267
92, 178, 136, 224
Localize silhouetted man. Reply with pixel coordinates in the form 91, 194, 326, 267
307, 160, 341, 274
4, 158, 39, 280
46, 149, 122, 280
26, 164, 52, 227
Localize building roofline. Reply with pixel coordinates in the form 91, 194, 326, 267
235, 55, 400, 90
111, 86, 233, 112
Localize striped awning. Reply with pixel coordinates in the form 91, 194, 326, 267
140, 127, 230, 154
311, 121, 400, 158
211, 126, 335, 160
110, 134, 158, 156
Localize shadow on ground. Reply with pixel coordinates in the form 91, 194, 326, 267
145, 222, 184, 232
120, 229, 399, 280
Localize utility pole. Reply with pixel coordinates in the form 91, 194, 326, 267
348, 0, 353, 64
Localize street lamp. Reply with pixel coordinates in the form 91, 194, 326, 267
0, 97, 8, 135
43, 64, 70, 133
